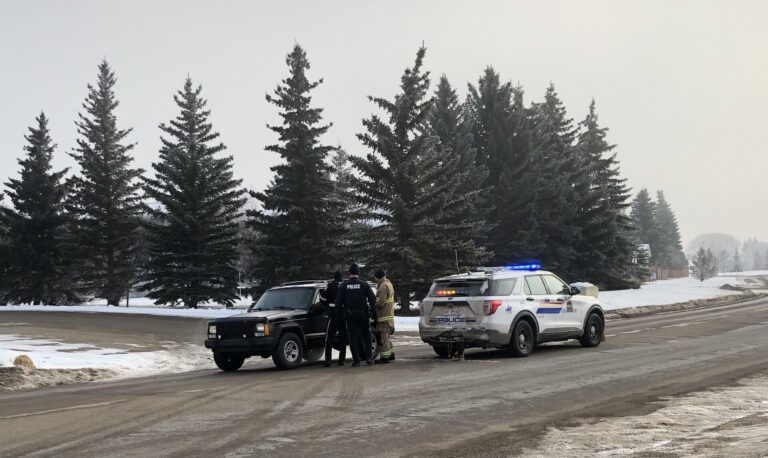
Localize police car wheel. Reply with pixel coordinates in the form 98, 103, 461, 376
213, 351, 245, 372
272, 332, 304, 370
370, 332, 380, 360
508, 320, 534, 358
432, 344, 450, 359
579, 313, 603, 348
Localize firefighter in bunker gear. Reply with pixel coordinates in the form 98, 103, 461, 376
374, 269, 395, 363
335, 263, 376, 367
321, 271, 347, 367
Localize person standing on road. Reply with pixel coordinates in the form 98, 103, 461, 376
373, 269, 395, 364
321, 271, 347, 367
335, 263, 376, 367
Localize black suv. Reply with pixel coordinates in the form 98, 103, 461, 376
205, 280, 380, 371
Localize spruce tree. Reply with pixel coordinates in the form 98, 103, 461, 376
733, 248, 742, 272
430, 75, 490, 266
528, 84, 580, 275
350, 47, 469, 309
247, 44, 343, 290
654, 191, 687, 269
630, 188, 658, 252
68, 61, 143, 305
1, 113, 76, 304
691, 247, 717, 281
142, 78, 246, 308
466, 68, 538, 263
572, 101, 635, 288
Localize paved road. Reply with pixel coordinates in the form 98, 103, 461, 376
2, 297, 768, 457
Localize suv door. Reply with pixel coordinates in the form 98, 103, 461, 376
305, 288, 330, 348
524, 275, 556, 333
541, 274, 582, 332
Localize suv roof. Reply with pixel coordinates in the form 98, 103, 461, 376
435, 270, 554, 282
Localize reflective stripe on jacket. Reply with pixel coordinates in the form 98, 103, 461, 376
376, 279, 395, 323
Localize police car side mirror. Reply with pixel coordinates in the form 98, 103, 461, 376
569, 286, 581, 296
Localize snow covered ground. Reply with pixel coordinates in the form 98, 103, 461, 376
599, 274, 754, 310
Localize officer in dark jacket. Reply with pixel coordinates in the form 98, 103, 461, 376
321, 271, 347, 367
335, 263, 376, 366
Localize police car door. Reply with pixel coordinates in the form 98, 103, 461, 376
524, 275, 557, 332
541, 274, 581, 332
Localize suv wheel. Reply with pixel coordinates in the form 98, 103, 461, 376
272, 332, 304, 370
432, 344, 450, 359
213, 352, 245, 372
508, 320, 534, 358
579, 313, 603, 348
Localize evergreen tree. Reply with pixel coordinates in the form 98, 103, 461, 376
466, 68, 538, 262
718, 248, 732, 274
247, 44, 343, 290
350, 47, 471, 310
733, 248, 742, 272
328, 146, 361, 265
1, 113, 76, 304
68, 61, 143, 305
528, 84, 580, 275
654, 191, 687, 269
763, 249, 768, 270
141, 78, 246, 308
753, 250, 764, 271
630, 189, 658, 251
572, 100, 635, 288
430, 75, 490, 266
690, 247, 718, 281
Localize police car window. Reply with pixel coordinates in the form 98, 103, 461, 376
489, 278, 517, 296
524, 275, 548, 295
429, 280, 489, 297
542, 275, 569, 295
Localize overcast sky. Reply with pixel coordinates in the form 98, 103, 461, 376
1, 0, 766, 246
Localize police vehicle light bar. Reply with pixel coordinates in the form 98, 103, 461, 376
505, 263, 541, 271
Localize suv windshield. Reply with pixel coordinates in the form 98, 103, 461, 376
250, 287, 315, 311
429, 279, 490, 297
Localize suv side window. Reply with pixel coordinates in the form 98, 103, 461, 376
542, 275, 569, 295
490, 278, 517, 296
524, 275, 548, 295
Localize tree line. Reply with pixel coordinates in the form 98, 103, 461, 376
0, 45, 687, 309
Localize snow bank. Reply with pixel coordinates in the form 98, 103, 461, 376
0, 334, 210, 376
0, 304, 243, 319
600, 275, 747, 310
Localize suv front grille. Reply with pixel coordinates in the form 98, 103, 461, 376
217, 322, 254, 340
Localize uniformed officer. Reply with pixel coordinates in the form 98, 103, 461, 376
321, 271, 347, 367
373, 269, 395, 364
335, 263, 376, 367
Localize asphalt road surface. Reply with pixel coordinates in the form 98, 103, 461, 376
2, 297, 768, 457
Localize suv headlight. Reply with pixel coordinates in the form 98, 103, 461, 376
208, 324, 217, 338
254, 323, 270, 337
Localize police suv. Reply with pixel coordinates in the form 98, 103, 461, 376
418, 264, 604, 358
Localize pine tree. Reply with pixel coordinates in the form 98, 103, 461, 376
654, 191, 687, 269
718, 248, 732, 273
733, 248, 742, 272
466, 68, 538, 262
328, 146, 361, 266
141, 78, 246, 308
630, 189, 658, 251
68, 61, 143, 305
753, 250, 764, 271
690, 247, 717, 281
430, 75, 490, 267
572, 100, 635, 288
1, 113, 76, 304
247, 44, 343, 290
528, 84, 580, 275
349, 47, 468, 309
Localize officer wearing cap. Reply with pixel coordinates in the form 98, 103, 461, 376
335, 263, 376, 366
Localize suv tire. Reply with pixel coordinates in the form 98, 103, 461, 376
508, 320, 534, 358
214, 352, 245, 372
432, 344, 450, 359
272, 332, 304, 370
579, 313, 603, 348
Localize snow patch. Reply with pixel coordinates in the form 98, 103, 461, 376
599, 275, 749, 310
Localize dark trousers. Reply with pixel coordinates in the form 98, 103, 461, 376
324, 311, 348, 363
347, 312, 372, 362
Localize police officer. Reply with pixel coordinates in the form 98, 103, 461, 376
321, 271, 346, 367
373, 269, 395, 364
335, 263, 376, 367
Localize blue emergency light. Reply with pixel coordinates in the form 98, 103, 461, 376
504, 263, 542, 271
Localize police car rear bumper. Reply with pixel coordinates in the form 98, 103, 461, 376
419, 327, 509, 347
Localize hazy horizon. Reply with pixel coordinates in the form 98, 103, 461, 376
1, 0, 766, 247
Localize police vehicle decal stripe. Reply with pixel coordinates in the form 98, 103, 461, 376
537, 308, 562, 314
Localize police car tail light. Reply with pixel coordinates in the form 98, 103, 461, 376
483, 300, 502, 315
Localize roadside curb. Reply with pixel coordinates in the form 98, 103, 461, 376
604, 291, 768, 320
